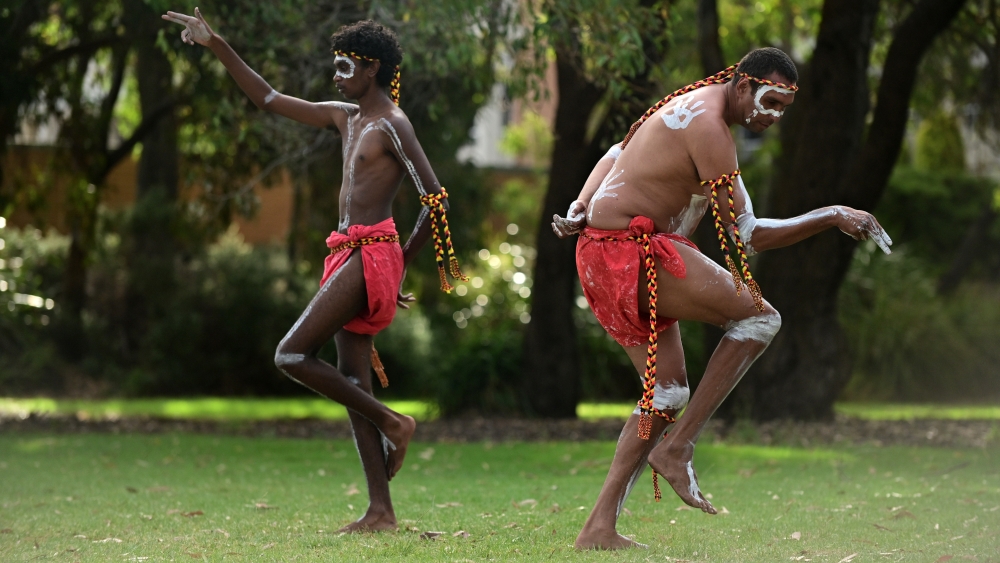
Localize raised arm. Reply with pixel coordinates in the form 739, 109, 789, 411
551, 143, 621, 238
162, 8, 351, 132
693, 127, 891, 256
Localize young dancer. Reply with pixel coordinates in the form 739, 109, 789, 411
552, 47, 892, 549
163, 9, 466, 533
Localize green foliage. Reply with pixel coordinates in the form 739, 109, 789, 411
839, 241, 1000, 402
498, 111, 554, 169
915, 111, 965, 173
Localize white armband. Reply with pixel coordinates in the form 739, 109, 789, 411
601, 143, 622, 161
263, 89, 279, 105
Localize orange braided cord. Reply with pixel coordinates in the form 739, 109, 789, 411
581, 230, 677, 437
328, 234, 400, 255
333, 51, 401, 106
419, 188, 469, 293
619, 66, 798, 150
652, 470, 662, 502
701, 170, 765, 311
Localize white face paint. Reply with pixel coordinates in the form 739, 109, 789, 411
587, 167, 626, 222
723, 313, 782, 342
667, 194, 708, 237
334, 55, 356, 80
661, 95, 707, 130
753, 85, 793, 118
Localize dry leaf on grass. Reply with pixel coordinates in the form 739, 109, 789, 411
344, 484, 360, 496
166, 509, 180, 515
790, 531, 801, 540
893, 510, 916, 520
872, 523, 890, 531
720, 506, 730, 514
435, 502, 462, 508
514, 499, 537, 508
504, 522, 518, 529
181, 511, 203, 517
262, 542, 275, 549
935, 556, 954, 563
254, 503, 276, 510
420, 531, 445, 540
452, 530, 469, 538
419, 448, 435, 460
837, 554, 858, 563
215, 529, 229, 538
93, 538, 122, 543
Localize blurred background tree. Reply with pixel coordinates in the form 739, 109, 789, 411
2, 0, 999, 418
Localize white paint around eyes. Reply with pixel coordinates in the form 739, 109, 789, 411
652, 382, 690, 412
724, 313, 782, 342
753, 85, 794, 117
334, 55, 356, 80
667, 194, 708, 237
374, 118, 427, 195
602, 143, 622, 161
661, 96, 707, 130
263, 89, 279, 105
587, 167, 626, 222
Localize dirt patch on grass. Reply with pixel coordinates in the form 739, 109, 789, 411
1, 413, 996, 448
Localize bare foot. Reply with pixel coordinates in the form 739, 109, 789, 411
337, 510, 398, 533
382, 414, 416, 480
647, 439, 717, 514
575, 528, 648, 550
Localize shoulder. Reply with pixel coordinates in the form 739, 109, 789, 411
378, 110, 416, 138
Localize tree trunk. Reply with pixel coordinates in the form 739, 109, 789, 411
124, 0, 180, 351
723, 0, 968, 420
522, 50, 604, 417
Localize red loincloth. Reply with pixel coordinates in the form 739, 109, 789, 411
321, 218, 405, 335
576, 216, 697, 347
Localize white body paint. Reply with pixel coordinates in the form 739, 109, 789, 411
724, 313, 782, 342
661, 95, 706, 130
334, 55, 356, 80
340, 121, 378, 230
652, 382, 690, 412
666, 194, 708, 238
601, 143, 622, 161
686, 461, 702, 500
373, 118, 427, 195
263, 89, 279, 105
587, 167, 626, 222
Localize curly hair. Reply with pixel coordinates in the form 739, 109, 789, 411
330, 20, 403, 87
737, 47, 798, 92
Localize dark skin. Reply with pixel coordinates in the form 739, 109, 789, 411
553, 72, 892, 549
164, 8, 447, 533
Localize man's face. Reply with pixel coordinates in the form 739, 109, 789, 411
740, 72, 795, 132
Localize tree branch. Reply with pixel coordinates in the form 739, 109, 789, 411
842, 0, 969, 208
28, 35, 122, 74
97, 98, 177, 182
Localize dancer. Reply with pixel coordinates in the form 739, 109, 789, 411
552, 47, 892, 549
163, 9, 467, 533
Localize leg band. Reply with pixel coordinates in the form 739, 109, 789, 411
723, 312, 781, 342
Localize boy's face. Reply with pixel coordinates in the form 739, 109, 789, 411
334, 54, 373, 100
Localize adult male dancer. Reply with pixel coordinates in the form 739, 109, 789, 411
163, 9, 466, 533
552, 47, 892, 549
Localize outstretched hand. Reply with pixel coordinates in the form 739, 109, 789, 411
551, 200, 588, 239
162, 7, 215, 46
396, 292, 416, 309
836, 206, 893, 254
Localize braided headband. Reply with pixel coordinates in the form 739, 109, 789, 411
332, 50, 401, 106
620, 65, 797, 149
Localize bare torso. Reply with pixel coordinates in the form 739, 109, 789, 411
586, 84, 734, 237
335, 105, 411, 232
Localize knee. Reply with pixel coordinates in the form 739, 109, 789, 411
651, 381, 690, 413
723, 309, 781, 343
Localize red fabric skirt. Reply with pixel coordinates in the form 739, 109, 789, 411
576, 216, 697, 347
321, 218, 405, 335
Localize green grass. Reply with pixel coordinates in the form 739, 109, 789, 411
5, 397, 1000, 422
1, 434, 997, 562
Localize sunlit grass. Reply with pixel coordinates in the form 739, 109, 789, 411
0, 434, 996, 562
3, 398, 1000, 422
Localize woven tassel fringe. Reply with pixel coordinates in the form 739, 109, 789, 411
637, 412, 652, 440
653, 471, 662, 501
371, 344, 389, 388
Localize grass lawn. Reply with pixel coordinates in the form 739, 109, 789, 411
4, 397, 1000, 422
1, 434, 997, 562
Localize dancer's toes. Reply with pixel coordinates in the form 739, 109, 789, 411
337, 511, 398, 533
648, 448, 717, 515
383, 415, 416, 480
575, 530, 647, 550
